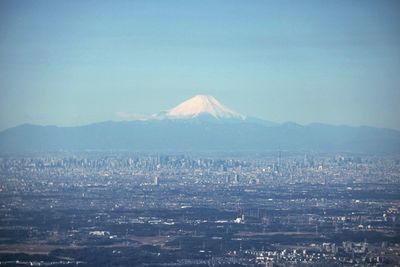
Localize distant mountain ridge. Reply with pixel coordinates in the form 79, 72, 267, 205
0, 118, 399, 154
0, 95, 399, 153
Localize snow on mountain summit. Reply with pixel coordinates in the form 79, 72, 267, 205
166, 95, 245, 120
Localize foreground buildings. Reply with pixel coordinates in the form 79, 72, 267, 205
0, 152, 399, 266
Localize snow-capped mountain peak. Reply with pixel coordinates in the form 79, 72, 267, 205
165, 95, 245, 120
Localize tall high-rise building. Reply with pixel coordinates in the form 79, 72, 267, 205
233, 173, 239, 183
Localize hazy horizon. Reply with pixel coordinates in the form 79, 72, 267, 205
1, 0, 400, 131
2, 93, 400, 132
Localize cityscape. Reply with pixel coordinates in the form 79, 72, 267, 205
1, 1, 400, 266
1, 152, 399, 266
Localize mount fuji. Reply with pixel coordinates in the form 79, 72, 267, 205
161, 95, 245, 120
152, 95, 274, 126
0, 95, 399, 153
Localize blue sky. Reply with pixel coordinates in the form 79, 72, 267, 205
1, 0, 399, 130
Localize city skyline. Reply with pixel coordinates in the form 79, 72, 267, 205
1, 0, 400, 131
